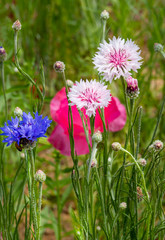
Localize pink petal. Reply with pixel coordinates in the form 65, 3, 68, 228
48, 124, 91, 156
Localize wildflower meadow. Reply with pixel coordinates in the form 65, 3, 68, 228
0, 1, 165, 240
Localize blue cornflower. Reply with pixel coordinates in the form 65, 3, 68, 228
0, 112, 52, 148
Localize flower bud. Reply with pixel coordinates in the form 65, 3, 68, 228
92, 131, 102, 143
152, 140, 163, 151
138, 158, 147, 166
14, 107, 23, 117
53, 61, 65, 72
119, 202, 127, 210
12, 20, 22, 31
154, 43, 164, 52
112, 142, 121, 151
66, 79, 74, 88
35, 170, 46, 182
0, 47, 7, 62
126, 76, 139, 98
100, 10, 109, 20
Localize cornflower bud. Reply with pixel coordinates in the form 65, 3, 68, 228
126, 76, 139, 98
12, 20, 22, 31
112, 142, 121, 151
154, 43, 164, 52
0, 47, 7, 62
66, 79, 74, 88
35, 170, 46, 183
14, 107, 23, 117
119, 202, 127, 210
138, 158, 147, 166
153, 140, 163, 151
92, 131, 102, 143
100, 10, 109, 20
53, 61, 65, 72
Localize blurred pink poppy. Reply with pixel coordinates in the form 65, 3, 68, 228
48, 87, 126, 156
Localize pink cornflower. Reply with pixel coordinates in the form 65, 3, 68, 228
68, 79, 111, 117
48, 87, 126, 156
93, 36, 142, 83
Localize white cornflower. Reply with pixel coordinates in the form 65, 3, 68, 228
93, 36, 142, 83
68, 79, 111, 117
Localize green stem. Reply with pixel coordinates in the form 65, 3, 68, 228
28, 149, 38, 237
95, 168, 109, 238
0, 62, 8, 122
37, 182, 42, 240
87, 142, 97, 183
121, 148, 151, 240
102, 20, 106, 42
14, 32, 44, 112
56, 158, 61, 240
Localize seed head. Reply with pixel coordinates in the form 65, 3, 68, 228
53, 61, 65, 72
92, 131, 102, 143
14, 107, 23, 117
138, 158, 147, 166
12, 20, 22, 31
35, 170, 46, 182
119, 202, 127, 209
100, 10, 109, 20
126, 76, 139, 99
112, 142, 121, 151
0, 47, 7, 62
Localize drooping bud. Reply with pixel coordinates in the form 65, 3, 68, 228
53, 61, 65, 72
154, 43, 164, 52
112, 142, 121, 151
119, 202, 127, 210
66, 79, 74, 88
92, 131, 102, 143
0, 47, 7, 62
100, 10, 109, 20
126, 76, 139, 98
12, 20, 22, 31
138, 158, 147, 166
14, 107, 23, 117
35, 170, 46, 182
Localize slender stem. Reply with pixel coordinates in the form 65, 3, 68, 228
87, 142, 97, 183
56, 158, 61, 240
28, 149, 38, 236
121, 77, 129, 116
121, 148, 151, 240
14, 31, 44, 111
0, 62, 8, 122
37, 182, 42, 240
95, 168, 109, 238
102, 20, 106, 42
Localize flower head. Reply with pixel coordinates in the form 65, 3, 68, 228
93, 37, 142, 83
0, 47, 7, 62
100, 10, 109, 20
119, 202, 127, 210
138, 158, 147, 166
35, 170, 46, 182
68, 79, 111, 117
12, 20, 21, 31
154, 43, 164, 52
48, 87, 126, 156
149, 140, 164, 152
53, 61, 65, 72
14, 107, 23, 117
112, 142, 121, 151
126, 76, 139, 98
0, 112, 52, 148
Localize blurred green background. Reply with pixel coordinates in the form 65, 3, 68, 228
0, 0, 165, 239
